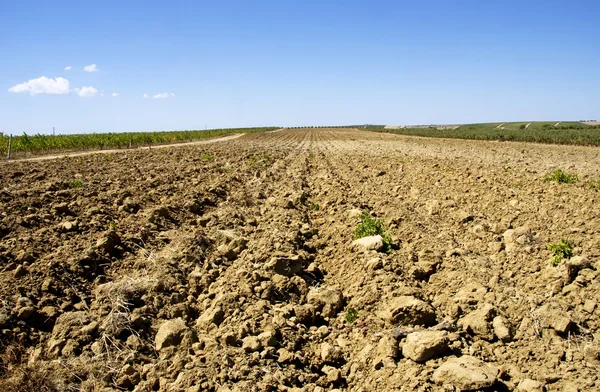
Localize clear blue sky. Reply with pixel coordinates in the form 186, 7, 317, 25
1, 0, 599, 134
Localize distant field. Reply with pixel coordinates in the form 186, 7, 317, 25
0, 127, 277, 158
368, 122, 600, 146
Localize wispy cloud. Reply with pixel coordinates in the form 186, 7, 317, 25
143, 93, 148, 98
152, 92, 175, 99
74, 86, 98, 97
112, 92, 119, 97
64, 66, 72, 71
8, 76, 70, 96
83, 64, 99, 72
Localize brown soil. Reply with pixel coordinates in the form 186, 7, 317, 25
0, 128, 599, 391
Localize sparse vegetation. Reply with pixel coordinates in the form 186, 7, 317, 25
201, 153, 215, 161
355, 212, 393, 253
309, 202, 321, 211
586, 179, 600, 190
548, 239, 573, 266
345, 307, 359, 324
366, 122, 600, 146
543, 169, 578, 184
68, 179, 84, 188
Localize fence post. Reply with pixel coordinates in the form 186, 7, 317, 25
129, 136, 133, 149
7, 134, 12, 160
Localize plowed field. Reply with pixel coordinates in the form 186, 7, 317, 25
1, 129, 599, 391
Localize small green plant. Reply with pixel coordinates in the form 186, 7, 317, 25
216, 165, 232, 173
309, 202, 320, 211
345, 307, 358, 324
68, 179, 84, 188
548, 239, 573, 266
543, 169, 578, 184
106, 154, 114, 162
354, 212, 393, 253
586, 179, 600, 191
201, 153, 214, 161
248, 159, 258, 168
109, 221, 117, 231
308, 152, 315, 159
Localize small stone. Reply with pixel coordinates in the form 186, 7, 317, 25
426, 200, 441, 215
351, 235, 383, 252
517, 378, 544, 392
221, 332, 237, 346
402, 331, 449, 362
53, 202, 72, 215
60, 221, 78, 232
551, 316, 572, 334
433, 356, 499, 391
13, 265, 26, 278
258, 331, 277, 347
294, 304, 315, 325
242, 336, 262, 352
458, 303, 495, 340
322, 365, 342, 383
17, 306, 36, 320
196, 305, 225, 329
265, 255, 305, 276
347, 209, 362, 219
316, 325, 330, 339
277, 348, 294, 363
380, 295, 436, 326
374, 335, 399, 367
492, 316, 513, 343
583, 300, 596, 314
307, 288, 344, 318
320, 342, 341, 363
155, 318, 189, 351
366, 257, 383, 270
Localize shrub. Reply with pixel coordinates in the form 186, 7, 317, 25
345, 307, 358, 324
548, 239, 573, 266
354, 212, 393, 253
543, 169, 578, 184
68, 179, 84, 188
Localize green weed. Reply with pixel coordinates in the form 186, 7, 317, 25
68, 179, 84, 188
586, 179, 600, 191
548, 239, 573, 266
345, 307, 358, 324
354, 212, 393, 253
309, 202, 320, 211
201, 153, 214, 161
543, 169, 578, 184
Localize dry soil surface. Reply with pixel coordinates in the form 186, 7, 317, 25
0, 128, 599, 392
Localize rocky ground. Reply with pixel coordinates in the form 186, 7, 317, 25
0, 128, 599, 391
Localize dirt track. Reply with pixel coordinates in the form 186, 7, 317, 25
0, 129, 599, 391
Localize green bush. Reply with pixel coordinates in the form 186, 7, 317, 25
548, 239, 573, 266
354, 212, 393, 253
345, 307, 358, 324
543, 169, 578, 184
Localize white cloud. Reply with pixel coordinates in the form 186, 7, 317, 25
8, 76, 70, 95
152, 92, 175, 99
112, 92, 118, 97
143, 93, 148, 98
74, 86, 98, 97
64, 66, 72, 71
100, 93, 104, 97
83, 64, 98, 72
